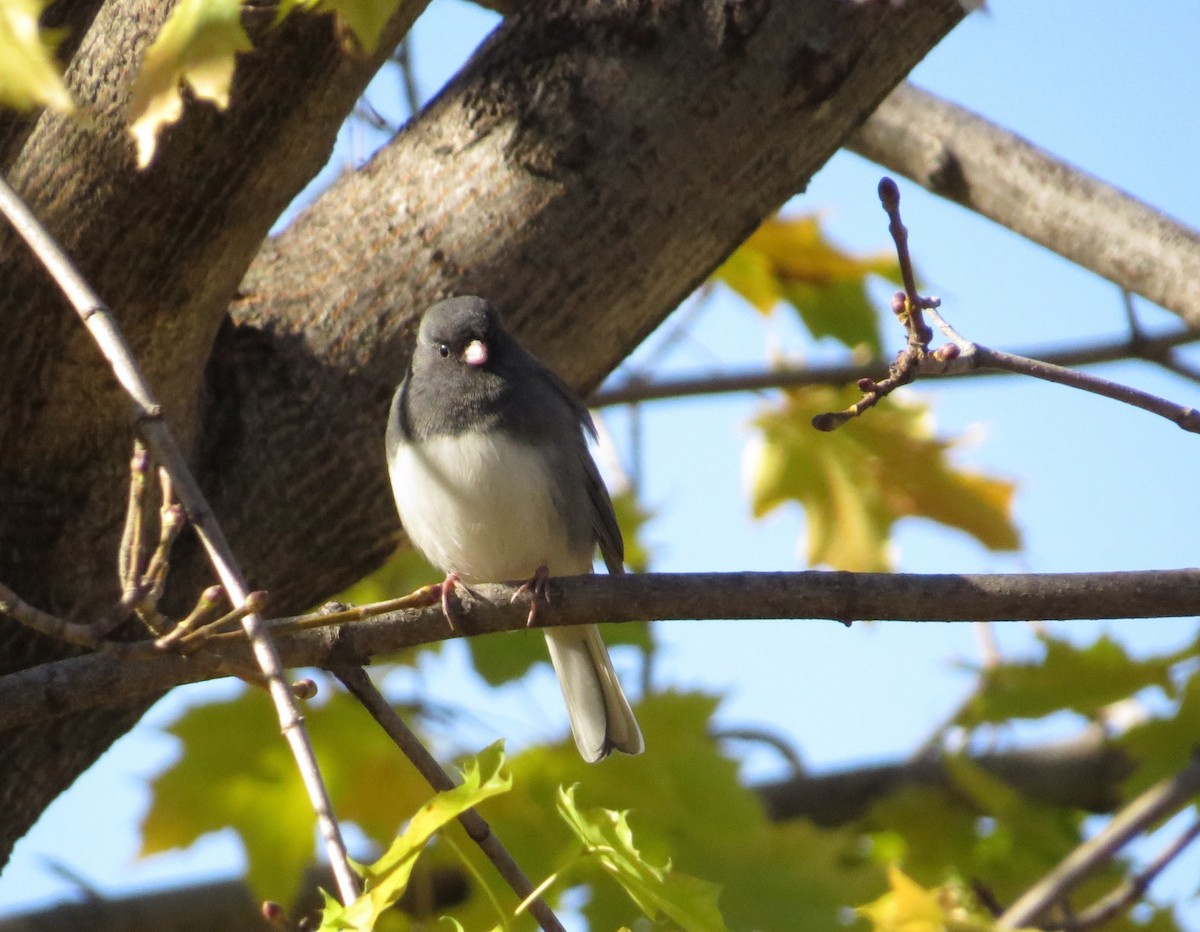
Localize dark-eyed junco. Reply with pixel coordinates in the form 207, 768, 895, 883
386, 296, 644, 762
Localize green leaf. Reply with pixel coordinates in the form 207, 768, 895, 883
278, 0, 404, 54
142, 684, 438, 904
555, 785, 728, 932
320, 743, 512, 932
0, 0, 74, 113
958, 634, 1178, 727
714, 214, 901, 353
1120, 668, 1200, 794
127, 0, 252, 168
456, 692, 880, 931
746, 384, 1019, 571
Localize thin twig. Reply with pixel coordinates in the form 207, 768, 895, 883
973, 345, 1200, 432
0, 174, 358, 904
0, 581, 132, 654
590, 328, 1200, 407
814, 178, 1200, 434
333, 667, 567, 932
997, 751, 1200, 929
1050, 818, 1200, 930
117, 442, 150, 607
393, 36, 421, 118
712, 727, 804, 777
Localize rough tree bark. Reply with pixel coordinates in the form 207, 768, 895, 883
0, 0, 966, 866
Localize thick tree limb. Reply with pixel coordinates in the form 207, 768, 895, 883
0, 0, 967, 863
0, 0, 428, 864
214, 0, 969, 611
849, 83, 1200, 328
1, 569, 1197, 734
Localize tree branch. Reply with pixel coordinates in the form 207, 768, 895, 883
1059, 818, 1200, 930
998, 751, 1200, 929
1, 569, 1198, 735
757, 731, 1132, 826
814, 179, 1200, 433
590, 328, 1200, 407
334, 667, 566, 932
0, 174, 357, 904
848, 83, 1200, 328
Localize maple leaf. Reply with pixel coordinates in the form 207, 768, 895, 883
745, 384, 1019, 571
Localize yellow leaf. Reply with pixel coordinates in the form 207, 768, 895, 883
746, 385, 1019, 571
859, 865, 1004, 931
316, 0, 404, 54
715, 214, 901, 353
744, 215, 897, 287
127, 0, 252, 168
858, 865, 945, 931
0, 0, 75, 113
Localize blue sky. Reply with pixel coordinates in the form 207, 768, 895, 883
3, 0, 1200, 922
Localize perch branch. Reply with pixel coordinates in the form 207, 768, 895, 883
1, 569, 1199, 733
0, 174, 358, 905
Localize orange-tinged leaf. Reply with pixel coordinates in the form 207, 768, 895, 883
0, 0, 75, 113
715, 214, 901, 353
127, 0, 252, 168
745, 385, 1019, 571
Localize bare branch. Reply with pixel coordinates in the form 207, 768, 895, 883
590, 328, 1200, 407
970, 344, 1200, 433
0, 175, 357, 905
849, 83, 1200, 329
998, 751, 1200, 929
334, 667, 567, 932
817, 179, 1200, 433
759, 731, 1132, 826
1, 569, 1199, 734
1059, 818, 1200, 930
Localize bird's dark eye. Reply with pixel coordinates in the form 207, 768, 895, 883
437, 343, 450, 358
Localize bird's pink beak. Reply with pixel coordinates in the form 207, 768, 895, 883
464, 339, 488, 366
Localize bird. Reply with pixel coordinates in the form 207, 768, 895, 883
386, 295, 644, 762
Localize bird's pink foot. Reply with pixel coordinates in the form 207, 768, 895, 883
436, 572, 463, 632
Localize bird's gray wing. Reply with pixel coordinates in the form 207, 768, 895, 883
583, 447, 625, 576
537, 365, 625, 575
508, 350, 625, 574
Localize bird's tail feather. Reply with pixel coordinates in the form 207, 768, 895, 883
544, 624, 644, 763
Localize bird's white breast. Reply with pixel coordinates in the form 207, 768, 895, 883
390, 430, 589, 583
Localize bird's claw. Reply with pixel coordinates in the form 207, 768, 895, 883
436, 572, 462, 632
513, 564, 550, 627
